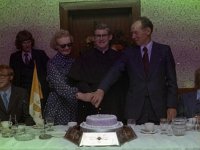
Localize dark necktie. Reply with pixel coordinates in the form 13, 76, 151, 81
2, 92, 9, 110
142, 47, 149, 75
24, 53, 30, 64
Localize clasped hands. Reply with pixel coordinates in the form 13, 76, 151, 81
77, 89, 177, 121
76, 89, 104, 108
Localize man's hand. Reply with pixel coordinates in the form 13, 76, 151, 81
167, 108, 177, 121
91, 89, 104, 108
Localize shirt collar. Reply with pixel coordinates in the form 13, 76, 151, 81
0, 86, 11, 97
141, 41, 153, 51
22, 51, 32, 58
140, 41, 153, 59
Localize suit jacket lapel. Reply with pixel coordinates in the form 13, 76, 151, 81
189, 91, 197, 109
148, 42, 160, 79
0, 87, 17, 113
7, 86, 18, 114
19, 51, 24, 64
0, 96, 7, 112
31, 49, 34, 61
133, 46, 146, 78
32, 49, 40, 67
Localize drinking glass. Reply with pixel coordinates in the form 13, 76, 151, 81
166, 122, 173, 136
9, 115, 18, 130
160, 118, 168, 134
39, 121, 52, 139
194, 115, 200, 131
127, 119, 136, 129
46, 117, 54, 131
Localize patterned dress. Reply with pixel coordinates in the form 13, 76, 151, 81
44, 52, 78, 125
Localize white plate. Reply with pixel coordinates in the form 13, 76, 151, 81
140, 128, 158, 134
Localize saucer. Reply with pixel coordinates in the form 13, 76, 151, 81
32, 125, 44, 129
140, 128, 158, 134
14, 133, 35, 141
39, 133, 52, 139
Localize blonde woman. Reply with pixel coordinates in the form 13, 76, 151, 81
44, 30, 90, 125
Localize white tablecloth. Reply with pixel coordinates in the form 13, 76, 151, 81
0, 125, 200, 150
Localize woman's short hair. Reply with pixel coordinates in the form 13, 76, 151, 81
15, 30, 35, 50
195, 68, 200, 89
0, 64, 14, 76
50, 29, 73, 50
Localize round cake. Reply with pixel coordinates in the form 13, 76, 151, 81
86, 114, 117, 126
80, 114, 123, 132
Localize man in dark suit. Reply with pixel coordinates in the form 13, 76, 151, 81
178, 68, 200, 118
0, 64, 34, 125
91, 17, 178, 124
9, 30, 49, 112
68, 23, 128, 123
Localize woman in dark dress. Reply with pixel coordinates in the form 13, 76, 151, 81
44, 30, 91, 125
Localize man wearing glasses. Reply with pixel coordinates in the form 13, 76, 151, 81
69, 23, 128, 124
0, 64, 34, 125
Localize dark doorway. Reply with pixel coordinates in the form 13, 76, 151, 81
59, 0, 140, 56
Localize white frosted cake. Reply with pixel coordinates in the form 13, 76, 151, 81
86, 114, 118, 126
80, 114, 123, 132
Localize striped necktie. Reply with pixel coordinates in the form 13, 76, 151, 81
142, 47, 149, 75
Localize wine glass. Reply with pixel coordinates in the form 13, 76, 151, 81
46, 117, 54, 131
127, 119, 136, 129
194, 114, 200, 131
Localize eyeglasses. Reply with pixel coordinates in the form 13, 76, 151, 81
94, 34, 109, 39
58, 43, 73, 49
